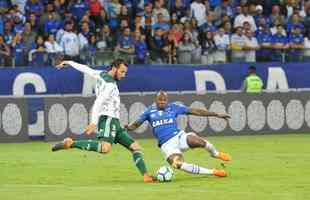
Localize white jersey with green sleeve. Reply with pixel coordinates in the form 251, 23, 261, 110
65, 61, 120, 125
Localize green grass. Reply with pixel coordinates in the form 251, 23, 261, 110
1, 134, 310, 200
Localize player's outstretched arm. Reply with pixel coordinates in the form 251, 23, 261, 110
56, 60, 100, 79
125, 121, 143, 131
188, 108, 230, 120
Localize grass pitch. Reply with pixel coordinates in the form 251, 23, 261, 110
0, 134, 310, 200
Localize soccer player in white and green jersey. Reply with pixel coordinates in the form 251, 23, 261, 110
51, 59, 155, 183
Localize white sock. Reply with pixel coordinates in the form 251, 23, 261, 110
205, 141, 219, 157
180, 162, 214, 175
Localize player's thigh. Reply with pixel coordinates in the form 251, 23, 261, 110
160, 136, 182, 160
178, 131, 202, 150
115, 129, 135, 150
97, 115, 117, 144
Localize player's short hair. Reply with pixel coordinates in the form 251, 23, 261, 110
111, 59, 128, 69
156, 90, 168, 97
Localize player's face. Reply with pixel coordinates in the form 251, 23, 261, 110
116, 64, 128, 80
156, 94, 168, 109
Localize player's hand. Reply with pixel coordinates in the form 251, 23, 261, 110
56, 61, 70, 69
85, 123, 97, 135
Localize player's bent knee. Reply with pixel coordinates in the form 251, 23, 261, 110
172, 160, 183, 169
101, 142, 112, 153
169, 156, 183, 169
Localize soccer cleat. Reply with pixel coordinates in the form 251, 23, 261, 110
212, 169, 228, 177
215, 152, 231, 162
143, 174, 158, 183
51, 137, 74, 152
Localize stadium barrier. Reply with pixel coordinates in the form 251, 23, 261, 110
1, 91, 309, 143
1, 63, 310, 95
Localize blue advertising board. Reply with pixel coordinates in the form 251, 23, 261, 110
0, 63, 310, 95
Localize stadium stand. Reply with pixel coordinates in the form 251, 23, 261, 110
0, 0, 310, 66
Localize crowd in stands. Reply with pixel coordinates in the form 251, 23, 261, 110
1, 0, 310, 67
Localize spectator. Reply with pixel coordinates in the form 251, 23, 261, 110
114, 27, 135, 63
59, 21, 80, 61
119, 5, 130, 22
234, 4, 257, 32
153, 13, 171, 34
3, 21, 14, 44
39, 3, 61, 28
133, 14, 144, 33
171, 0, 187, 21
286, 13, 305, 35
147, 27, 169, 63
177, 32, 196, 64
0, 34, 11, 66
53, 0, 66, 16
24, 0, 44, 17
270, 25, 289, 62
254, 5, 271, 28
12, 12, 25, 33
241, 65, 263, 93
141, 3, 155, 31
83, 35, 97, 64
68, 0, 89, 22
256, 25, 272, 62
89, 0, 102, 25
201, 30, 217, 64
11, 0, 27, 14
107, 0, 121, 19
29, 35, 47, 66
44, 14, 61, 36
0, 0, 12, 13
199, 12, 216, 33
45, 33, 63, 54
270, 18, 286, 36
214, 0, 234, 26
244, 30, 259, 62
190, 0, 206, 28
97, 25, 116, 51
214, 27, 230, 63
97, 9, 109, 30
183, 21, 201, 63
22, 21, 37, 52
230, 26, 246, 62
288, 27, 304, 62
134, 34, 148, 64
28, 12, 39, 32
270, 5, 285, 26
11, 32, 26, 66
223, 21, 232, 35
80, 22, 94, 41
153, 0, 170, 23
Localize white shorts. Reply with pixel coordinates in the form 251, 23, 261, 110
160, 131, 195, 159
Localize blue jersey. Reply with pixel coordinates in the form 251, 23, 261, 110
137, 102, 189, 146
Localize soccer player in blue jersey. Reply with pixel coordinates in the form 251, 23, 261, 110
126, 91, 231, 177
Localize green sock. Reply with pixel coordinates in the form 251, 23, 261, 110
132, 151, 148, 175
71, 140, 102, 153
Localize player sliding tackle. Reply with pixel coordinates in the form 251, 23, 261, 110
51, 59, 156, 183
126, 91, 231, 177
